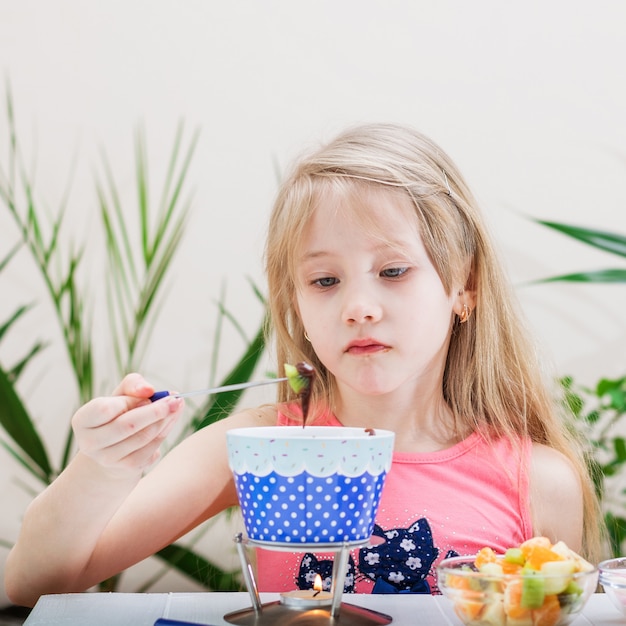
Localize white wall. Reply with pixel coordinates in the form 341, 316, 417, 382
1, 0, 625, 604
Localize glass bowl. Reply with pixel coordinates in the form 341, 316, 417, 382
438, 555, 598, 626
599, 557, 626, 617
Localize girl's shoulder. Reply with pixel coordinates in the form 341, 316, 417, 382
219, 404, 279, 429
529, 442, 580, 489
183, 405, 279, 448
528, 442, 583, 550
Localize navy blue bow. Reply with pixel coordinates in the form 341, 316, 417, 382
371, 577, 431, 594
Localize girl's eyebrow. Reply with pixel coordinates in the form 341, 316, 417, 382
300, 239, 415, 262
299, 249, 333, 261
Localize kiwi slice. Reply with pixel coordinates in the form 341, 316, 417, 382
521, 572, 545, 609
284, 362, 315, 426
504, 548, 525, 566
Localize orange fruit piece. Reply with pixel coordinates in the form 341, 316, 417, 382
475, 546, 498, 569
446, 573, 470, 590
533, 594, 562, 626
447, 573, 486, 621
521, 536, 553, 548
454, 598, 485, 623
504, 578, 532, 620
523, 545, 563, 570
501, 559, 523, 575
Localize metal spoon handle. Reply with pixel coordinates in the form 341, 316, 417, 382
150, 377, 288, 402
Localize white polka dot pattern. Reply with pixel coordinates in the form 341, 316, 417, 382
234, 470, 387, 544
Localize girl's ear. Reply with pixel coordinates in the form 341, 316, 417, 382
453, 286, 477, 320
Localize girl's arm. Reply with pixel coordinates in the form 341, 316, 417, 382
4, 374, 274, 607
528, 443, 584, 552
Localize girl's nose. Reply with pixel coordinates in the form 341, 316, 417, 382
341, 290, 383, 325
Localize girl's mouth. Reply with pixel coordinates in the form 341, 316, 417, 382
345, 339, 390, 356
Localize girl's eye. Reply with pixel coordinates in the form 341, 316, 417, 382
381, 267, 408, 278
313, 276, 338, 288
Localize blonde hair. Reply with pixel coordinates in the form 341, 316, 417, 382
264, 123, 602, 561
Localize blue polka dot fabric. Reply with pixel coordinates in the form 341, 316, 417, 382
227, 426, 395, 546
234, 470, 387, 544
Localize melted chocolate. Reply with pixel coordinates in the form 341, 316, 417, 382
295, 361, 315, 427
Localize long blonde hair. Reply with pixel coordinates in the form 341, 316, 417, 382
264, 123, 602, 561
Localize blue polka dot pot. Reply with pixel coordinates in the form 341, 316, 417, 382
227, 426, 394, 547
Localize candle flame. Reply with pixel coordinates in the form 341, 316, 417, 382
313, 574, 323, 592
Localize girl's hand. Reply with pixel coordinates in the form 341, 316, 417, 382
71, 373, 183, 475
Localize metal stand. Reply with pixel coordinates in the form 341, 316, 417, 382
224, 533, 393, 625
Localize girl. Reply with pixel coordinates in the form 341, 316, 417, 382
5, 124, 601, 606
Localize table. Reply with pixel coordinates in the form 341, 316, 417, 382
23, 592, 623, 625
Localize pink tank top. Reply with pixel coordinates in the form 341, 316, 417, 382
254, 407, 533, 594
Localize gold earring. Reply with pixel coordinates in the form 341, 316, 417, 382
304, 331, 311, 342
459, 304, 471, 323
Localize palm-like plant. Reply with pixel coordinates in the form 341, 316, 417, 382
0, 86, 266, 591
530, 219, 626, 284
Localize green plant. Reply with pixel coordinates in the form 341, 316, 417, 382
530, 217, 626, 557
0, 83, 201, 477
561, 375, 626, 557
0, 86, 266, 592
98, 123, 197, 377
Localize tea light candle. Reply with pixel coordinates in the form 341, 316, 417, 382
279, 574, 333, 609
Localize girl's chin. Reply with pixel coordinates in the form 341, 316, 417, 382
331, 362, 409, 396
345, 379, 405, 397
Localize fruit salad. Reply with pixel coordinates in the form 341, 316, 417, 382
439, 537, 597, 626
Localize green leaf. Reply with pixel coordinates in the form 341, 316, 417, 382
605, 512, 626, 558
154, 543, 241, 590
0, 94, 94, 406
0, 304, 33, 342
9, 340, 47, 380
528, 218, 626, 284
597, 377, 623, 397
153, 122, 200, 260
0, 538, 13, 550
559, 377, 584, 418
535, 268, 626, 284
0, 240, 22, 272
194, 318, 267, 431
0, 364, 53, 481
534, 220, 626, 259
99, 123, 197, 374
596, 377, 626, 411
613, 438, 626, 464
0, 439, 50, 484
135, 126, 150, 263
99, 148, 138, 288
585, 409, 601, 425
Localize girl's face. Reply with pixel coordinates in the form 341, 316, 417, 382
294, 184, 467, 399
